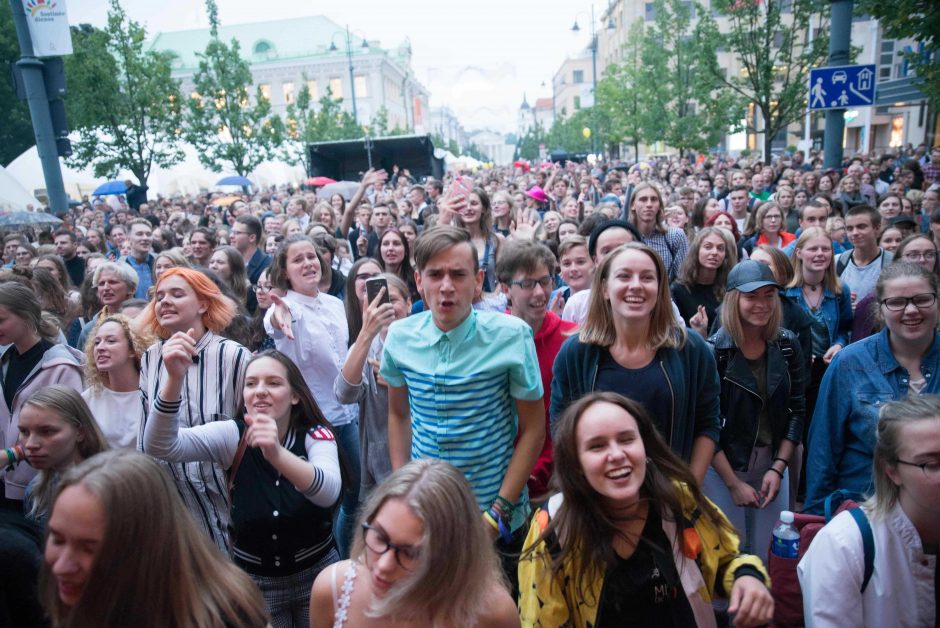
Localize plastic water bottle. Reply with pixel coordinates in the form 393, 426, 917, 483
771, 510, 800, 558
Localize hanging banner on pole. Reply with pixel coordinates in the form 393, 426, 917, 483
22, 0, 73, 57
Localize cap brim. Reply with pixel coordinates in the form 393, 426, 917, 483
733, 279, 780, 293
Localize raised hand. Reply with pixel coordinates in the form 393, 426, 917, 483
268, 293, 295, 340
361, 287, 396, 340
162, 328, 198, 381
245, 414, 282, 462
690, 305, 709, 338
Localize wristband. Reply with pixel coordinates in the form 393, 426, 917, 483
482, 510, 499, 531
486, 507, 513, 544
767, 467, 784, 479
493, 495, 515, 516
773, 457, 788, 466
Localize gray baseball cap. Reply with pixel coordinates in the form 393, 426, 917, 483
727, 260, 780, 292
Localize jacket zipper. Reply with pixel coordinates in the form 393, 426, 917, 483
725, 377, 763, 464
660, 361, 675, 447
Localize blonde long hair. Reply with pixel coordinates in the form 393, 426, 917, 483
42, 450, 268, 628
352, 459, 506, 627
787, 226, 843, 295
580, 242, 686, 350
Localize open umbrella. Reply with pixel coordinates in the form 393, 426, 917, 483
316, 181, 360, 201
305, 176, 336, 187
0, 211, 63, 229
216, 175, 253, 187
92, 180, 128, 196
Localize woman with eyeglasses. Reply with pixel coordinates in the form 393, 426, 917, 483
852, 234, 939, 342
805, 263, 940, 514
310, 458, 519, 628
248, 268, 278, 352
799, 394, 940, 627
742, 202, 796, 255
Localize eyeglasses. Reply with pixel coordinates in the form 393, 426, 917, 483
880, 293, 937, 311
356, 272, 378, 282
255, 284, 274, 294
764, 214, 782, 222
361, 523, 420, 570
895, 459, 940, 480
902, 251, 937, 262
510, 276, 554, 291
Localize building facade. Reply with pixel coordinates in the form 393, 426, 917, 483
147, 16, 430, 134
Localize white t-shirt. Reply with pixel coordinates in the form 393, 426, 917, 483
82, 387, 144, 449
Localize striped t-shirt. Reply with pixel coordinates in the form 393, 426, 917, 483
138, 331, 250, 552
381, 310, 543, 530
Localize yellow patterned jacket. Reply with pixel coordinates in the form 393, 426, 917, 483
517, 484, 770, 628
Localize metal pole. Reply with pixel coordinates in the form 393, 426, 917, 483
590, 4, 598, 157
9, 0, 68, 215
823, 0, 853, 169
346, 26, 358, 125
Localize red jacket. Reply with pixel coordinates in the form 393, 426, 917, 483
516, 310, 577, 499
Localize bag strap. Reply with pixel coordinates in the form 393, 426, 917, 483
847, 507, 875, 593
227, 431, 249, 495
836, 249, 853, 275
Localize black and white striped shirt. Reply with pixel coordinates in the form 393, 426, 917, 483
138, 331, 250, 552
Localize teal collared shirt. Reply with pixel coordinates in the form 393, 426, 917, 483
381, 309, 543, 530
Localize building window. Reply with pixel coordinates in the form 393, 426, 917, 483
645, 2, 656, 19
889, 116, 903, 147
281, 81, 294, 104
306, 80, 318, 99
259, 84, 271, 101
254, 40, 273, 55
573, 70, 585, 83
880, 40, 895, 80
354, 75, 368, 97
329, 78, 343, 99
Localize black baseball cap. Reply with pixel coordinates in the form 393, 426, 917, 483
727, 260, 780, 292
890, 214, 916, 227
587, 220, 642, 259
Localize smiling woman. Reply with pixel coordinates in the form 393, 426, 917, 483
519, 392, 773, 627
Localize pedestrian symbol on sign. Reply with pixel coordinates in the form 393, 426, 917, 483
811, 78, 827, 108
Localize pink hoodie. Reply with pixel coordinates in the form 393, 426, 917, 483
1, 343, 84, 500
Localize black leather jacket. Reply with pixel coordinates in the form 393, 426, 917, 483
707, 327, 805, 472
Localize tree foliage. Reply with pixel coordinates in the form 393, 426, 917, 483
706, 0, 830, 159
596, 19, 648, 161
185, 0, 283, 176
639, 0, 743, 155
63, 0, 184, 186
855, 0, 939, 105
282, 82, 362, 174
0, 1, 35, 167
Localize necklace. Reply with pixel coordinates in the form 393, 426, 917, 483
803, 284, 823, 309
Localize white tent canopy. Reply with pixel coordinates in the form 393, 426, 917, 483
6, 134, 307, 199
0, 164, 43, 212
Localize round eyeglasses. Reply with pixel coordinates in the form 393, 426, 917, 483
361, 523, 420, 570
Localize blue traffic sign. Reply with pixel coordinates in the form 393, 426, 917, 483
809, 64, 877, 110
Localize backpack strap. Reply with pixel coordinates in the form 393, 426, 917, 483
847, 507, 875, 593
836, 249, 853, 275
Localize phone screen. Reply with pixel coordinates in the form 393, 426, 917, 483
365, 277, 390, 305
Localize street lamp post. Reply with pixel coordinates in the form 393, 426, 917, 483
330, 26, 368, 126
572, 4, 614, 158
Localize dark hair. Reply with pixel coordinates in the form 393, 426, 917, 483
235, 215, 263, 243
533, 391, 735, 601
244, 350, 336, 435
495, 240, 557, 285
378, 228, 416, 295
845, 204, 881, 229
53, 229, 77, 243
191, 226, 218, 247
268, 235, 325, 292
344, 257, 382, 344
586, 220, 642, 259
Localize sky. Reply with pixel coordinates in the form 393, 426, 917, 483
68, 0, 602, 135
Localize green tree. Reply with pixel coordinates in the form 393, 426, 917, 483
63, 0, 183, 186
0, 1, 40, 167
369, 106, 390, 137
596, 19, 650, 161
855, 0, 938, 105
706, 0, 830, 160
639, 0, 742, 156
185, 0, 283, 177
514, 120, 548, 160
282, 81, 361, 174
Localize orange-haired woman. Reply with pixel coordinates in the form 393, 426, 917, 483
137, 267, 251, 552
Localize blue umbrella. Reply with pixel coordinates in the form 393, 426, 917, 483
92, 180, 128, 195
216, 175, 253, 187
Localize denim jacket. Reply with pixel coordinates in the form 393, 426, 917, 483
782, 281, 854, 351
804, 329, 940, 513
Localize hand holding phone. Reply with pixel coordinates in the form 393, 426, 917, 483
365, 276, 390, 306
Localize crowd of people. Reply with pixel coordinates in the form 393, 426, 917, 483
1, 143, 939, 626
